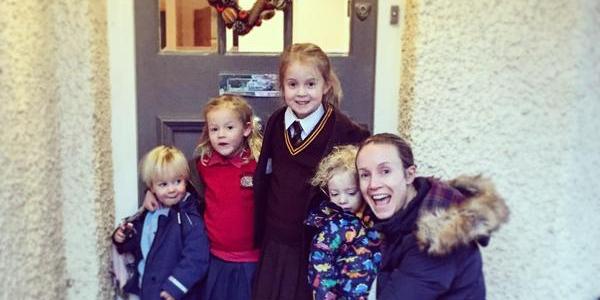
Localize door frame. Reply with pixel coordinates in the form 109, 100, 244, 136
109, 0, 401, 220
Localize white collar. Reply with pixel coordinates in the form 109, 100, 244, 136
284, 104, 325, 139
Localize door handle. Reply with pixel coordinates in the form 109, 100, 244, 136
355, 2, 372, 21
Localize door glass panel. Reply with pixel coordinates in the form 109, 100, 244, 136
292, 0, 350, 54
159, 0, 218, 52
226, 0, 284, 53
159, 0, 350, 54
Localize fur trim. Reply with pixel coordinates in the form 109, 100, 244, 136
415, 175, 509, 256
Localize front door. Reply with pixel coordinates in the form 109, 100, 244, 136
135, 0, 377, 186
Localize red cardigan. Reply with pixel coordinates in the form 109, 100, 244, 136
197, 149, 260, 262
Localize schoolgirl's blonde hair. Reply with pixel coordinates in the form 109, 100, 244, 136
194, 95, 262, 162
279, 43, 343, 108
139, 145, 189, 188
311, 145, 358, 188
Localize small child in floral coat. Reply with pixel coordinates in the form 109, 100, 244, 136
305, 145, 382, 300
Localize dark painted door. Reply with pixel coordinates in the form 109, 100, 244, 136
135, 0, 377, 191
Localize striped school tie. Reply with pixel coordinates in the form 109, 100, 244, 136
288, 121, 303, 147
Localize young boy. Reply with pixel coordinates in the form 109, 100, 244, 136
112, 145, 209, 300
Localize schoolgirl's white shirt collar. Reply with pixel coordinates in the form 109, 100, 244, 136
284, 104, 325, 140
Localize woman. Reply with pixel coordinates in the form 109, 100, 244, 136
355, 133, 509, 299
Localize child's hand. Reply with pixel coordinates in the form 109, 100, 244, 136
160, 291, 175, 300
113, 223, 133, 243
143, 190, 160, 211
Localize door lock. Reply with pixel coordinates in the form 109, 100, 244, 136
354, 2, 372, 21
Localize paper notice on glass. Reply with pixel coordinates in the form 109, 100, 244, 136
218, 73, 280, 98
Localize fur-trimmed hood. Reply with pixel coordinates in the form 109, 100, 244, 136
415, 175, 509, 256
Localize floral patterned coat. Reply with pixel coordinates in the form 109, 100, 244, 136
305, 200, 382, 300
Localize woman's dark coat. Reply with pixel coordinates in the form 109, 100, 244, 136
375, 175, 509, 300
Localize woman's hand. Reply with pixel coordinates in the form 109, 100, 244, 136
143, 190, 160, 211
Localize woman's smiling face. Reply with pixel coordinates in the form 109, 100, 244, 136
356, 143, 416, 220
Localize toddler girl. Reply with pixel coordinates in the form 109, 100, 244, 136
305, 145, 381, 300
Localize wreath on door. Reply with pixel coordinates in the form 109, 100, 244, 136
208, 0, 291, 35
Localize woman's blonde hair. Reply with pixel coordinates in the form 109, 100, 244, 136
311, 145, 358, 188
194, 95, 263, 162
279, 43, 342, 108
139, 145, 190, 188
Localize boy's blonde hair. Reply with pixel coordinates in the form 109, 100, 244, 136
140, 145, 190, 188
311, 145, 358, 188
194, 95, 263, 162
279, 43, 343, 108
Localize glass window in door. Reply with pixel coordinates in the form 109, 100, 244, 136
159, 0, 350, 54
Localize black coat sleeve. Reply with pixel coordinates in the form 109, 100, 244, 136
187, 158, 206, 213
377, 240, 457, 300
252, 108, 282, 247
332, 109, 371, 146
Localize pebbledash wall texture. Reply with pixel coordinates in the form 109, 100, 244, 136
397, 0, 600, 299
0, 1, 114, 299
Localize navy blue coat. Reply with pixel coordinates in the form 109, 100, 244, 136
374, 176, 509, 300
114, 193, 209, 300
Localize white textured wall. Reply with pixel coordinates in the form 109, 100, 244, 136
108, 0, 139, 223
397, 0, 600, 299
374, 0, 401, 134
0, 1, 114, 299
